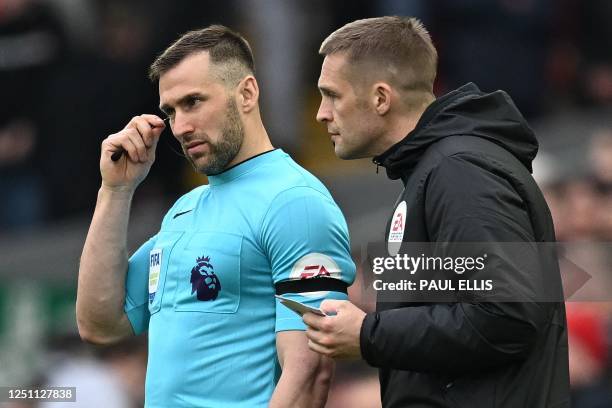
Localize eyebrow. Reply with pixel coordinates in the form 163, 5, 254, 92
159, 92, 206, 114
318, 85, 337, 96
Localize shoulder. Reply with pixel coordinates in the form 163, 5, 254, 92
259, 182, 347, 239
262, 152, 333, 199
425, 153, 512, 199
248, 151, 337, 214
263, 185, 341, 226
427, 136, 525, 175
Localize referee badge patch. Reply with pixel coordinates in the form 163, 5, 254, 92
388, 201, 407, 243
388, 201, 407, 256
149, 248, 162, 303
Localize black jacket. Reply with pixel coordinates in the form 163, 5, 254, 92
362, 83, 569, 407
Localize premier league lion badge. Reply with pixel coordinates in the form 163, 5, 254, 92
190, 256, 222, 301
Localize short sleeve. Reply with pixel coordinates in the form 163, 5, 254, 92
124, 235, 156, 335
260, 187, 356, 332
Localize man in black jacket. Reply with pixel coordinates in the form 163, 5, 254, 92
303, 16, 569, 407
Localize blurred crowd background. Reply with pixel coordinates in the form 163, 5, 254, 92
0, 0, 611, 407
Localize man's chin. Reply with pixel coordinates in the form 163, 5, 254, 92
192, 157, 228, 176
188, 155, 211, 174
335, 145, 362, 160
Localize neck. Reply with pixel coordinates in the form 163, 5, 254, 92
374, 99, 433, 155
226, 112, 274, 168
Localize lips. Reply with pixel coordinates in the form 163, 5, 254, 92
185, 140, 208, 155
329, 132, 340, 144
185, 140, 204, 148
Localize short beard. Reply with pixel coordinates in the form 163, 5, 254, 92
186, 98, 244, 175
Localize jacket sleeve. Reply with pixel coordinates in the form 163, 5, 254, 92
360, 155, 553, 375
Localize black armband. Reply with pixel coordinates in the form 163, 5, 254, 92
275, 278, 348, 295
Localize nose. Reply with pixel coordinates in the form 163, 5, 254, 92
171, 111, 195, 140
316, 100, 332, 123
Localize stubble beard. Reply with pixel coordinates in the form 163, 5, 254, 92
184, 98, 245, 175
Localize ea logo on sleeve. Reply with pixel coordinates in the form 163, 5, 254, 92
387, 201, 407, 256
290, 253, 341, 297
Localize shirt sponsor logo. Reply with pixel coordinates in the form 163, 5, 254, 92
190, 256, 222, 301
299, 264, 332, 279
290, 253, 341, 297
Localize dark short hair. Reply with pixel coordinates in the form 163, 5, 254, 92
149, 24, 255, 85
320, 16, 437, 95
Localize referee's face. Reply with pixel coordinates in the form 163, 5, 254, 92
317, 54, 382, 160
158, 52, 244, 175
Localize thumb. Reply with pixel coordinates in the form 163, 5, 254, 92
320, 299, 345, 315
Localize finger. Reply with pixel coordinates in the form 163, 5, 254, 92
143, 118, 165, 150
126, 114, 165, 130
125, 116, 165, 147
302, 312, 325, 330
111, 131, 140, 163
147, 124, 165, 150
128, 127, 151, 162
307, 339, 332, 357
305, 327, 324, 344
130, 117, 159, 149
123, 135, 141, 163
140, 114, 166, 128
104, 134, 135, 163
320, 299, 345, 314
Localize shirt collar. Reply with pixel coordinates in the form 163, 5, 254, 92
207, 149, 283, 186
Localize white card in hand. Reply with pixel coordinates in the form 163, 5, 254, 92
275, 295, 326, 317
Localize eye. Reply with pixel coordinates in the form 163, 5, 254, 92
323, 90, 338, 100
185, 96, 202, 109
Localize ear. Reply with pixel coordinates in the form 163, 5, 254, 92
373, 82, 392, 116
237, 75, 259, 113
